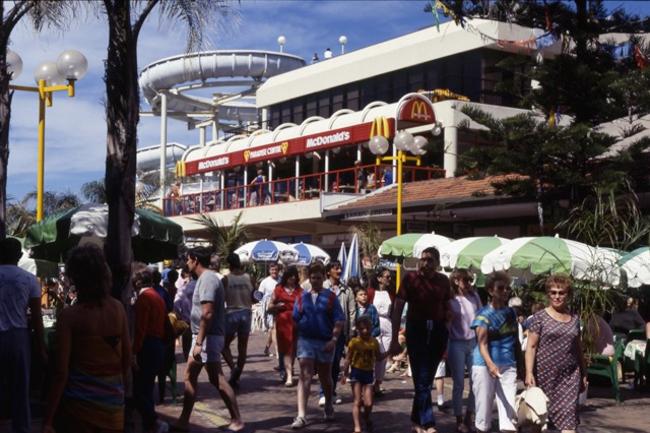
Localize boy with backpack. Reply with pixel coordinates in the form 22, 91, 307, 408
290, 262, 345, 429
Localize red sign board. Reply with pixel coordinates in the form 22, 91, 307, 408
398, 97, 435, 123
184, 118, 396, 175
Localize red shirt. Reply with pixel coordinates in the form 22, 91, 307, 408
398, 271, 451, 321
133, 287, 166, 353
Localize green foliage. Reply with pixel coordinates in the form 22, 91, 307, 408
351, 222, 382, 266
81, 180, 106, 204
192, 211, 249, 259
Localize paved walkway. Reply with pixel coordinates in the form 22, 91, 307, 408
4, 332, 649, 433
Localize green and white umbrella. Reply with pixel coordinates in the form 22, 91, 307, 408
480, 235, 621, 285
619, 247, 650, 288
439, 236, 509, 271
25, 204, 184, 263
379, 232, 453, 259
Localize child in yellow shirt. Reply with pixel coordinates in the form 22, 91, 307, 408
341, 315, 385, 433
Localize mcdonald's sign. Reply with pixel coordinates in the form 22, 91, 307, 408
369, 116, 391, 139
175, 160, 186, 178
398, 97, 435, 124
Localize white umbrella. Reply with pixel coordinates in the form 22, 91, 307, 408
619, 247, 650, 288
412, 232, 454, 259
342, 233, 360, 283
480, 235, 621, 285
291, 242, 330, 266
235, 239, 298, 264
439, 236, 509, 270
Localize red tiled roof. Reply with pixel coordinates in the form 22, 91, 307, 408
330, 175, 522, 212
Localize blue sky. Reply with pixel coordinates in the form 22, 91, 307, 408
6, 0, 650, 203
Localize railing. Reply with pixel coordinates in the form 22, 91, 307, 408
163, 163, 444, 216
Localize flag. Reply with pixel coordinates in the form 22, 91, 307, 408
337, 241, 347, 272
342, 234, 360, 283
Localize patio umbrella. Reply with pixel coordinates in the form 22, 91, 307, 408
291, 242, 330, 266
342, 233, 360, 283
235, 240, 298, 264
480, 235, 621, 285
337, 242, 347, 270
24, 204, 184, 263
619, 247, 650, 288
439, 236, 510, 271
10, 236, 59, 278
379, 232, 453, 259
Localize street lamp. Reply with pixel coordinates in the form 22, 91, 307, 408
277, 35, 286, 53
369, 129, 429, 288
338, 35, 348, 54
8, 49, 88, 221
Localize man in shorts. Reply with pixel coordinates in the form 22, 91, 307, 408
172, 248, 244, 432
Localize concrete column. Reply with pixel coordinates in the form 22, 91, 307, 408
443, 125, 458, 178
391, 143, 397, 184
159, 92, 168, 209
199, 126, 206, 147
324, 150, 330, 192
220, 171, 225, 210
357, 144, 362, 162
243, 168, 248, 207
295, 156, 300, 198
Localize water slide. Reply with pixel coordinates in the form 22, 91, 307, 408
138, 50, 305, 125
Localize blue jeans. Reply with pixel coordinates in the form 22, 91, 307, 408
134, 336, 164, 430
406, 320, 448, 429
448, 338, 477, 416
0, 329, 31, 433
319, 336, 345, 397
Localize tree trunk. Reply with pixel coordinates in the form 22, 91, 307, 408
103, 0, 139, 303
0, 44, 12, 241
574, 0, 588, 62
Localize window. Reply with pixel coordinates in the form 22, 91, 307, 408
318, 94, 330, 117
332, 91, 344, 112
292, 102, 304, 124
306, 98, 317, 118
346, 88, 359, 111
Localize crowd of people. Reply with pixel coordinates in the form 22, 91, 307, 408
1, 236, 649, 433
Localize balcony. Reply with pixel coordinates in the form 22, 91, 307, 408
163, 163, 444, 217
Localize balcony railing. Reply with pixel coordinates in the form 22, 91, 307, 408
163, 163, 444, 216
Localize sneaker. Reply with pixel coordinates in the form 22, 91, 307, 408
318, 396, 326, 407
323, 404, 334, 421
334, 395, 342, 404
290, 416, 306, 429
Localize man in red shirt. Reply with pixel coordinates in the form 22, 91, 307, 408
133, 265, 168, 433
390, 247, 451, 433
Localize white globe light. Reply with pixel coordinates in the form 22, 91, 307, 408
34, 61, 65, 86
394, 130, 414, 151
410, 135, 429, 154
277, 35, 286, 46
6, 50, 23, 80
432, 123, 443, 136
339, 35, 348, 45
56, 49, 88, 80
368, 135, 389, 155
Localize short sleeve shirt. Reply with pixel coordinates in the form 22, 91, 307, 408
348, 336, 380, 371
471, 305, 517, 367
258, 276, 278, 299
191, 270, 225, 336
398, 271, 451, 321
0, 265, 41, 331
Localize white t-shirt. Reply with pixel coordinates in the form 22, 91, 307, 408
258, 275, 278, 299
0, 265, 41, 331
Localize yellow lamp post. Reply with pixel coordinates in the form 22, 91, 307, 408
369, 129, 431, 290
7, 49, 88, 221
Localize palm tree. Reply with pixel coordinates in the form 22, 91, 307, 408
351, 222, 382, 268
0, 1, 76, 240
192, 211, 249, 259
6, 190, 80, 237
99, 0, 236, 300
81, 180, 107, 204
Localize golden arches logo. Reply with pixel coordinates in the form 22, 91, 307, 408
410, 100, 432, 121
175, 160, 186, 178
281, 141, 289, 154
243, 150, 251, 162
369, 116, 391, 139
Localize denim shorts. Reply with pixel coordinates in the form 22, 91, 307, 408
191, 334, 224, 364
349, 367, 375, 385
296, 337, 335, 364
225, 309, 252, 337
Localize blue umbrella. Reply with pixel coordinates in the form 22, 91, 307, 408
291, 242, 331, 266
337, 241, 347, 270
342, 233, 360, 283
235, 240, 298, 263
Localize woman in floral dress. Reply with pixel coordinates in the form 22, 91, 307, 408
525, 274, 588, 433
268, 266, 302, 386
